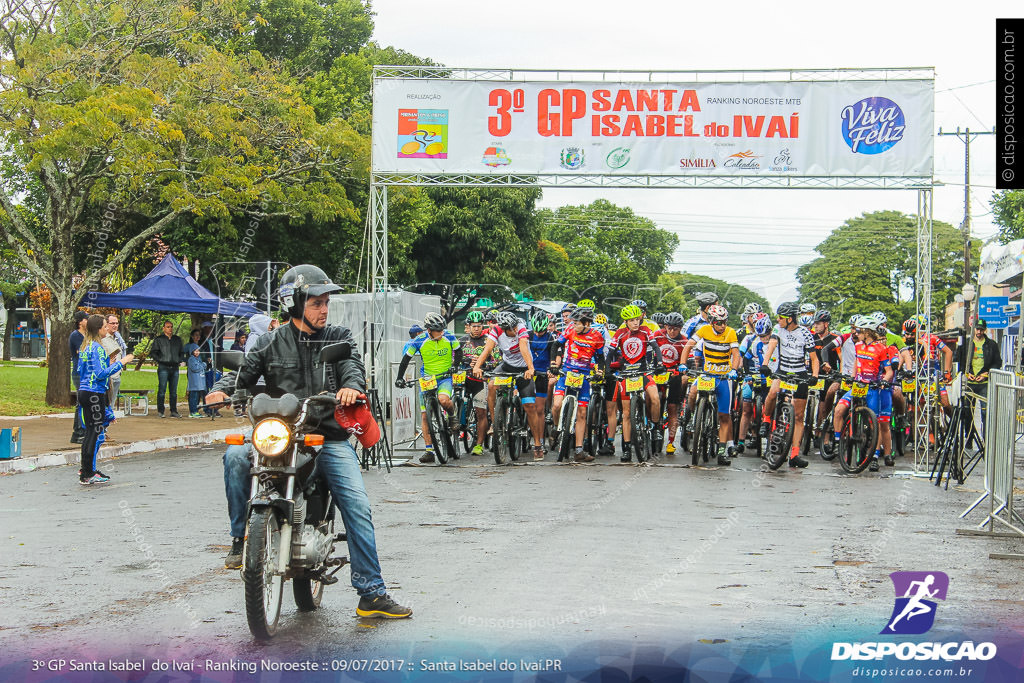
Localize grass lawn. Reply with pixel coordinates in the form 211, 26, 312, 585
0, 361, 162, 416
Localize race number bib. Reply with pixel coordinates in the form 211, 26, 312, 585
697, 375, 716, 392
810, 379, 825, 391
901, 378, 916, 393
565, 371, 585, 389
654, 372, 670, 385
851, 382, 869, 398
779, 380, 798, 392
625, 376, 643, 393
452, 371, 466, 385
493, 376, 514, 387
419, 375, 437, 391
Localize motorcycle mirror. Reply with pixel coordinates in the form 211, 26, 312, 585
319, 342, 351, 365
218, 350, 245, 372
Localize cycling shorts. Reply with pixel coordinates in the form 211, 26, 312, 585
494, 361, 536, 404
838, 387, 893, 422
553, 373, 592, 406
419, 377, 453, 411
773, 377, 808, 400
604, 373, 619, 401
665, 372, 683, 404
534, 372, 549, 399
614, 376, 654, 402
713, 376, 732, 414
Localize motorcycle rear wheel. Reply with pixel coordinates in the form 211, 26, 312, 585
244, 509, 284, 640
293, 577, 324, 611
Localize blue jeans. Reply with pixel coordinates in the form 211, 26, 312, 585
223, 440, 387, 598
156, 364, 179, 414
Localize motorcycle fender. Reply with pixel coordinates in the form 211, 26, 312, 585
247, 498, 293, 521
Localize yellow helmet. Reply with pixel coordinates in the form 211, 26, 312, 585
576, 299, 596, 310
594, 313, 608, 325
620, 304, 644, 321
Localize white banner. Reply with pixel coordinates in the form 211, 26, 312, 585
372, 78, 933, 177
979, 240, 1024, 285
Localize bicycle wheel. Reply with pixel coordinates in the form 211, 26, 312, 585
752, 392, 764, 458
557, 396, 576, 462
492, 395, 509, 465
508, 400, 524, 462
891, 412, 905, 458
692, 397, 713, 465
818, 410, 838, 461
838, 406, 878, 474
585, 395, 603, 457
462, 403, 477, 455
766, 402, 794, 471
799, 394, 817, 457
425, 396, 449, 464
630, 396, 651, 463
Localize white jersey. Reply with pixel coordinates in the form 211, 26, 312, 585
771, 325, 816, 374
487, 322, 529, 368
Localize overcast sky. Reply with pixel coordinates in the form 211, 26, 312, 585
370, 0, 1009, 307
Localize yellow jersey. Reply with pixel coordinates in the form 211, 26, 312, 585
617, 318, 660, 334
693, 324, 739, 375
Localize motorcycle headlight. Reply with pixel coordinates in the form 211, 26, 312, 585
252, 418, 291, 457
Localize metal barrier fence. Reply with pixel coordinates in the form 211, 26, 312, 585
958, 369, 1024, 559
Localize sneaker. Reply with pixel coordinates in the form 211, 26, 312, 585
789, 455, 809, 468
224, 537, 244, 569
170, 412, 182, 419
158, 411, 166, 418
665, 443, 676, 455
79, 472, 110, 485
189, 412, 204, 418
869, 457, 880, 472
472, 444, 484, 456
598, 440, 615, 456
717, 446, 731, 466
759, 422, 770, 438
884, 454, 895, 466
418, 450, 435, 464
533, 446, 545, 461
573, 448, 594, 463
356, 593, 413, 619
735, 442, 745, 455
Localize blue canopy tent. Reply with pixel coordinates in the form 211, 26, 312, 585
81, 254, 260, 316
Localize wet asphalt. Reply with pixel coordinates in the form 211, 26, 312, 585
1, 443, 1022, 664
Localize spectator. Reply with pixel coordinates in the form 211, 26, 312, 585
100, 315, 124, 410
106, 314, 128, 356
230, 332, 247, 352
198, 320, 219, 399
150, 320, 184, 417
77, 314, 133, 484
962, 319, 1001, 439
244, 314, 272, 353
69, 310, 89, 444
185, 330, 207, 418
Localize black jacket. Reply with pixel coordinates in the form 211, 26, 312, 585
958, 335, 1001, 378
212, 322, 366, 441
150, 334, 185, 366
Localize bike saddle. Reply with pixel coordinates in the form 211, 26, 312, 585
250, 393, 302, 422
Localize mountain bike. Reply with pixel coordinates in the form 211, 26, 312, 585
614, 364, 653, 463
398, 372, 456, 465
687, 369, 723, 466
798, 375, 828, 457
651, 370, 671, 454
836, 379, 885, 474
585, 369, 608, 458
814, 373, 848, 461
487, 370, 530, 465
765, 371, 806, 471
552, 368, 590, 462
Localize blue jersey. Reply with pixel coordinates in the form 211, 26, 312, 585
529, 331, 555, 373
739, 333, 778, 372
77, 340, 124, 393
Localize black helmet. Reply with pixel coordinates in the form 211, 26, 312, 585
278, 265, 341, 326
814, 310, 832, 324
664, 312, 684, 327
571, 307, 594, 323
695, 292, 719, 310
424, 312, 446, 331
776, 301, 800, 319
651, 312, 665, 324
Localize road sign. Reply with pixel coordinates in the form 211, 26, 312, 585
978, 296, 1010, 329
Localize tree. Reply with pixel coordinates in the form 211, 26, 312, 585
0, 0, 364, 405
992, 190, 1024, 243
656, 272, 771, 330
795, 211, 974, 326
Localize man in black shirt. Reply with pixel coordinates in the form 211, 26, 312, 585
811, 310, 841, 446
69, 311, 89, 443
150, 320, 185, 417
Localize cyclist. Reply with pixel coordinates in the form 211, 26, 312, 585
681, 292, 720, 431
395, 313, 462, 464
528, 311, 556, 458
680, 304, 741, 465
906, 314, 953, 417
736, 312, 776, 454
551, 307, 606, 462
741, 303, 763, 335
800, 302, 817, 319
460, 311, 498, 456
811, 309, 841, 450
758, 301, 820, 468
871, 312, 908, 431
832, 315, 896, 471
617, 299, 660, 333
654, 311, 688, 455
485, 309, 500, 326
557, 303, 577, 334
471, 311, 545, 454
608, 304, 664, 463
798, 313, 814, 329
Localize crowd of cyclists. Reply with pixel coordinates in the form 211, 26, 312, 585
395, 293, 955, 472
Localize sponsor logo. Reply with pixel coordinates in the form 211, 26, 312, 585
679, 157, 716, 169
398, 109, 448, 159
560, 147, 585, 170
768, 148, 797, 172
883, 571, 948, 635
622, 337, 645, 358
841, 97, 905, 154
660, 344, 680, 364
605, 147, 631, 170
723, 150, 761, 170
482, 146, 511, 167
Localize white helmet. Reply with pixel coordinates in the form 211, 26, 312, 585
798, 313, 813, 327
859, 315, 882, 332
743, 302, 763, 318
799, 303, 816, 314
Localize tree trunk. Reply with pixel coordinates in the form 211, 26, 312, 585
45, 315, 74, 407
2, 299, 14, 362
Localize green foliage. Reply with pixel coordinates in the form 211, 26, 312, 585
656, 272, 771, 330
796, 211, 975, 325
992, 190, 1024, 243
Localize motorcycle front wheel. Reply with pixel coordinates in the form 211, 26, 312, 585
244, 509, 284, 640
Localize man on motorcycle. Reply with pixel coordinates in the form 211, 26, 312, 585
206, 265, 412, 619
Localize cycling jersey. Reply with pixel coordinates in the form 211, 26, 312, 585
919, 333, 948, 371
739, 333, 779, 373
591, 322, 613, 347
460, 333, 499, 372
617, 318, 660, 334
653, 329, 688, 370
529, 331, 555, 374
487, 322, 530, 368
610, 326, 659, 368
692, 324, 738, 375
405, 331, 460, 377
772, 325, 816, 375
683, 314, 708, 341
557, 328, 605, 373
813, 331, 841, 370
852, 340, 894, 382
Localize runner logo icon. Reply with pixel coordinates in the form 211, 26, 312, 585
882, 571, 949, 635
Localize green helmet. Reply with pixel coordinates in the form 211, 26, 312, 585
620, 304, 644, 321
465, 311, 484, 324
530, 312, 549, 333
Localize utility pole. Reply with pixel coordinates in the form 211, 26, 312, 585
937, 126, 994, 372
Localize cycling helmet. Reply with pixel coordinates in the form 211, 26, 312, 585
902, 318, 917, 335
652, 312, 665, 325
865, 312, 887, 330
799, 303, 816, 314
408, 324, 424, 339
695, 292, 719, 310
496, 311, 519, 330
753, 314, 772, 336
813, 310, 832, 324
620, 304, 644, 321
915, 314, 929, 326
560, 303, 577, 314
859, 316, 882, 332
424, 312, 446, 331
664, 312, 685, 327
798, 313, 813, 327
743, 302, 763, 318
850, 314, 866, 329
485, 309, 500, 323
631, 298, 648, 312
707, 304, 728, 323
871, 310, 888, 325
571, 307, 594, 323
530, 312, 548, 333
576, 299, 596, 310
848, 314, 858, 325
277, 264, 342, 326
594, 313, 608, 325
465, 310, 484, 324
776, 301, 800, 319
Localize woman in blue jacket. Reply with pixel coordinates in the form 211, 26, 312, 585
77, 314, 133, 485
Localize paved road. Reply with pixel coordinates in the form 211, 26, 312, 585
1, 445, 1021, 666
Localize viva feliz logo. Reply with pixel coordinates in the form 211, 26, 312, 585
831, 571, 997, 663
841, 96, 905, 154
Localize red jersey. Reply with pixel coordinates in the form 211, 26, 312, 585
654, 329, 688, 370
853, 341, 893, 382
557, 328, 605, 373
611, 326, 657, 366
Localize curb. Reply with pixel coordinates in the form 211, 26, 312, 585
0, 428, 236, 475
